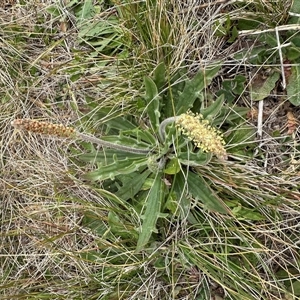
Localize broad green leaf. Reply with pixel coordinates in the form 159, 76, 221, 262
201, 94, 224, 120
227, 125, 255, 144
228, 26, 238, 43
187, 172, 229, 214
290, 0, 300, 13
46, 5, 61, 17
164, 191, 180, 215
164, 158, 180, 175
136, 173, 165, 252
226, 125, 256, 154
257, 33, 278, 48
231, 75, 246, 94
80, 19, 120, 38
119, 128, 157, 145
66, 0, 81, 8
237, 18, 261, 30
250, 71, 280, 101
214, 106, 249, 125
76, 0, 94, 22
287, 65, 300, 106
287, 44, 300, 60
103, 117, 137, 132
116, 170, 152, 201
135, 129, 157, 145
172, 172, 198, 223
231, 204, 266, 221
288, 0, 300, 25
79, 149, 146, 163
217, 75, 246, 103
177, 151, 212, 167
175, 65, 221, 114
108, 211, 138, 240
153, 62, 166, 91
82, 211, 109, 236
288, 280, 300, 296
85, 157, 148, 181
144, 76, 161, 131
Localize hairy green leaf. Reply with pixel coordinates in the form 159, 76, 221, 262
201, 94, 224, 120
136, 173, 165, 252
144, 76, 161, 131
116, 170, 152, 201
85, 157, 148, 181
187, 172, 229, 214
79, 149, 146, 163
250, 71, 280, 101
287, 65, 300, 106
175, 65, 221, 114
177, 151, 212, 167
153, 62, 166, 91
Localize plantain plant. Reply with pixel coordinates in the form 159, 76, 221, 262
77, 63, 251, 252
12, 63, 251, 252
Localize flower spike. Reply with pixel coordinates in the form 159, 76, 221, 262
11, 119, 76, 138
176, 111, 227, 160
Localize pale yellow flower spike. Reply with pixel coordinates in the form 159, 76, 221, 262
176, 111, 227, 160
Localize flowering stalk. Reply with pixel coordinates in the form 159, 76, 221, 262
11, 119, 150, 155
12, 113, 227, 160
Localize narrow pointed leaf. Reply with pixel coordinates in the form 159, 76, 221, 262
250, 71, 280, 101
116, 170, 152, 201
80, 150, 146, 163
201, 94, 224, 120
136, 173, 164, 252
144, 76, 161, 130
187, 172, 229, 214
172, 172, 198, 223
175, 65, 221, 114
153, 62, 166, 91
85, 157, 148, 181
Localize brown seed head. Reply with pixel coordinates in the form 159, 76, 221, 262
11, 119, 76, 138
